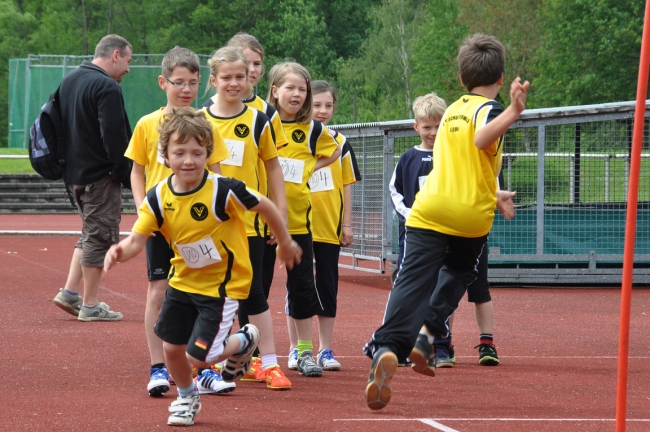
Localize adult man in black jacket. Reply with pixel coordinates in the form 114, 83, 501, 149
53, 34, 133, 322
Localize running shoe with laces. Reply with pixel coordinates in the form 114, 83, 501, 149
287, 348, 298, 370
317, 349, 341, 371
221, 324, 260, 382
365, 347, 398, 410
409, 333, 436, 377
297, 350, 323, 377
261, 366, 292, 390
148, 366, 171, 397
167, 394, 201, 426
78, 302, 123, 322
434, 337, 456, 368
53, 288, 83, 316
196, 368, 236, 394
241, 357, 265, 382
476, 343, 500, 366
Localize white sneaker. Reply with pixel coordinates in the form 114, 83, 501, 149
167, 394, 201, 426
288, 348, 298, 370
221, 324, 260, 382
317, 349, 342, 371
197, 368, 236, 394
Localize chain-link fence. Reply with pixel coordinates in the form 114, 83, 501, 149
8, 54, 214, 148
333, 101, 650, 284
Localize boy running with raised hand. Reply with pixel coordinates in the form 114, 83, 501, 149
364, 33, 527, 410
124, 46, 231, 397
105, 108, 302, 426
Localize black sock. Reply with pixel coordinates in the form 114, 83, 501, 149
480, 334, 494, 344
151, 363, 165, 370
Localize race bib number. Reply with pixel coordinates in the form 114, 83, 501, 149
309, 167, 334, 193
278, 157, 304, 184
418, 175, 428, 190
176, 236, 222, 269
221, 139, 245, 167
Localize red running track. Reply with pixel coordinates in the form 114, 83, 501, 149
1, 214, 649, 431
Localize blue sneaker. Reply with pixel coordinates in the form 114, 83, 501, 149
317, 349, 341, 371
148, 366, 171, 397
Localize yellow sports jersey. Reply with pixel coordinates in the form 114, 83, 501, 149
125, 109, 231, 191
133, 170, 261, 298
203, 106, 277, 237
279, 120, 339, 235
407, 94, 504, 237
311, 131, 361, 244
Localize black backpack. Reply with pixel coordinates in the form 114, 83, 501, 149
29, 87, 75, 206
29, 87, 66, 181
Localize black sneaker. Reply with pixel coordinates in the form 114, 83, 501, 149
409, 334, 436, 377
365, 347, 398, 410
475, 343, 500, 366
434, 337, 456, 368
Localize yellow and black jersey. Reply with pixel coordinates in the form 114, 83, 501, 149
407, 94, 504, 237
203, 106, 277, 237
133, 170, 261, 298
279, 120, 339, 235
125, 109, 231, 191
311, 130, 361, 244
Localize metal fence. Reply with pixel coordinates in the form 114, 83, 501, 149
8, 54, 213, 149
333, 100, 650, 284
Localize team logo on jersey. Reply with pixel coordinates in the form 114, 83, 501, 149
164, 201, 175, 211
190, 203, 208, 221
292, 130, 306, 143
463, 97, 469, 103
234, 124, 250, 138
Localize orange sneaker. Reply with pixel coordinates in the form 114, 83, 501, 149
263, 366, 292, 390
240, 357, 264, 382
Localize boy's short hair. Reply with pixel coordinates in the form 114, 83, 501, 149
162, 46, 200, 78
457, 33, 505, 92
158, 107, 213, 163
412, 92, 447, 121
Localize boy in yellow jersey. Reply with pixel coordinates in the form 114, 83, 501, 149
363, 34, 528, 410
124, 47, 231, 397
104, 108, 302, 426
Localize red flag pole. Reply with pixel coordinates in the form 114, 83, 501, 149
616, 1, 650, 430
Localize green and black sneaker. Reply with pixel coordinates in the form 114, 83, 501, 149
475, 343, 500, 366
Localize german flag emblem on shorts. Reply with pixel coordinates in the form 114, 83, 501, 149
195, 339, 208, 350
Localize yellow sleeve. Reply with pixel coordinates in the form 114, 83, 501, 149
315, 127, 339, 159
124, 120, 150, 167
132, 199, 159, 237
208, 123, 232, 165
259, 121, 279, 162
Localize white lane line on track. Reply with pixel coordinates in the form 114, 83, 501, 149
334, 418, 650, 422
418, 419, 459, 431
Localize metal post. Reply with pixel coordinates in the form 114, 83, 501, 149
536, 125, 546, 255
383, 132, 395, 272
22, 56, 31, 149
605, 155, 611, 203
569, 156, 575, 204
574, 123, 581, 204
360, 135, 367, 257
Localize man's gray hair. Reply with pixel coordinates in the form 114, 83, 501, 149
94, 34, 132, 59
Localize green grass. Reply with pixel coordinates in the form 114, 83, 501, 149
0, 148, 35, 174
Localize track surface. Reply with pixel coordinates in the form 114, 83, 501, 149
1, 214, 649, 431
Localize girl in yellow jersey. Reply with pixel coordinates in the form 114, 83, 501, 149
309, 80, 361, 371
202, 46, 292, 391
266, 62, 341, 377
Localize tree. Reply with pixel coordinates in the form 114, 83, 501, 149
532, 0, 644, 107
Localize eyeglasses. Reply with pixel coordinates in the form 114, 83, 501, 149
166, 79, 201, 89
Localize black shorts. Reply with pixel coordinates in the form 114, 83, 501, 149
285, 233, 323, 320
145, 232, 174, 281
313, 241, 340, 317
467, 248, 491, 303
238, 236, 270, 320
154, 286, 239, 364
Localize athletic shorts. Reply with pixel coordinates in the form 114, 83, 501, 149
466, 247, 491, 303
154, 286, 239, 364
238, 236, 270, 320
145, 231, 174, 281
284, 233, 323, 320
70, 174, 122, 267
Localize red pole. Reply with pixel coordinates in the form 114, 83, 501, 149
616, 0, 650, 430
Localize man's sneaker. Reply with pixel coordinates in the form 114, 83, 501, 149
167, 394, 201, 426
77, 302, 123, 322
288, 348, 298, 370
53, 288, 83, 316
317, 349, 341, 371
241, 357, 265, 382
147, 366, 171, 397
297, 350, 323, 377
409, 334, 436, 377
221, 324, 260, 382
196, 368, 236, 394
262, 366, 292, 390
365, 347, 398, 410
476, 343, 500, 366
